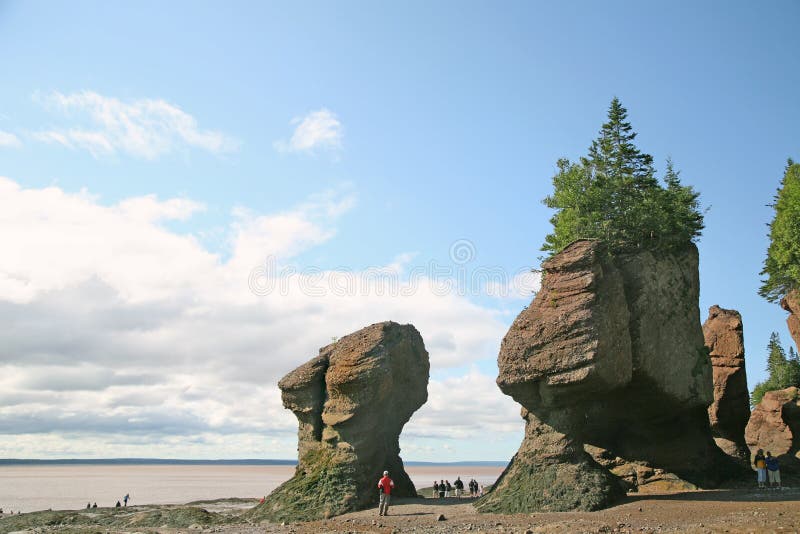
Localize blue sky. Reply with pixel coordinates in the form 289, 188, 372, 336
0, 0, 798, 460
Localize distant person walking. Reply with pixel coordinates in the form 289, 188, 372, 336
766, 451, 781, 488
454, 477, 464, 498
123, 494, 129, 507
377, 470, 394, 516
754, 449, 767, 488
432, 481, 439, 499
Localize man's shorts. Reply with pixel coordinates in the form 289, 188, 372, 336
768, 469, 781, 484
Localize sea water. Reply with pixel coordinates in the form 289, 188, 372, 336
0, 464, 503, 513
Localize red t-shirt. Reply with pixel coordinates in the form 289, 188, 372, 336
378, 476, 394, 494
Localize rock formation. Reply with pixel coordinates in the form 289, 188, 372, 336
252, 321, 429, 522
745, 386, 800, 471
782, 290, 800, 353
703, 305, 751, 462
478, 240, 731, 513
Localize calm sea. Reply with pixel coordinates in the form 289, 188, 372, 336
0, 464, 503, 513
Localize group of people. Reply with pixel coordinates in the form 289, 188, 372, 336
85, 493, 129, 509
753, 449, 782, 489
375, 471, 487, 517
432, 477, 482, 499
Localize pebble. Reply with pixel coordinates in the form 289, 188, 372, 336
437, 513, 446, 521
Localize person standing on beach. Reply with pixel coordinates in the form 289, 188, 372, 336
754, 449, 767, 488
377, 470, 394, 516
445, 480, 452, 498
454, 477, 464, 498
438, 480, 445, 499
432, 480, 439, 499
766, 452, 781, 488
123, 494, 129, 507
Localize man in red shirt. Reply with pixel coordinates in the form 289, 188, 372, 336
377, 470, 394, 516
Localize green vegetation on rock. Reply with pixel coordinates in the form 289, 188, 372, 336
759, 159, 800, 303
751, 332, 800, 406
476, 458, 621, 513
542, 98, 704, 256
0, 505, 227, 534
247, 446, 360, 523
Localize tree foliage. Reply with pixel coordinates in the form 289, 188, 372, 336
751, 332, 800, 406
542, 98, 704, 255
759, 159, 800, 302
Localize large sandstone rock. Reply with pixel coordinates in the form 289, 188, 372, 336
479, 240, 731, 513
782, 290, 800, 353
703, 305, 750, 462
252, 321, 429, 522
745, 387, 800, 471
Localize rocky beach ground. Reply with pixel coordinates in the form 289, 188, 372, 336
3, 487, 800, 534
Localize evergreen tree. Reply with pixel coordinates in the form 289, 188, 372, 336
542, 98, 704, 255
751, 332, 800, 406
759, 160, 800, 302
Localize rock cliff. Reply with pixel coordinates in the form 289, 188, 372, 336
703, 305, 751, 462
252, 321, 429, 522
745, 386, 800, 472
782, 290, 800, 353
478, 240, 730, 513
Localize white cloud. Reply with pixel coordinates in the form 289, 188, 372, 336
0, 177, 517, 459
32, 91, 239, 159
274, 109, 342, 154
0, 130, 22, 148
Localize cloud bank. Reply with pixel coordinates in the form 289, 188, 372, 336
0, 177, 521, 459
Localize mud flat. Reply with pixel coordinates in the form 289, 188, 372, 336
4, 488, 800, 533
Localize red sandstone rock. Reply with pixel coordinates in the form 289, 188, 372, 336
745, 386, 800, 470
481, 240, 731, 514
703, 305, 750, 462
781, 290, 800, 353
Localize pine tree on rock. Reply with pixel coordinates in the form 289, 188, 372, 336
759, 159, 800, 303
542, 98, 704, 256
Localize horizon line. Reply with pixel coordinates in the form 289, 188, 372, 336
0, 458, 508, 465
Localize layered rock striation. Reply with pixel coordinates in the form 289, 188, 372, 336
745, 386, 800, 472
478, 240, 731, 513
252, 321, 429, 522
703, 305, 751, 462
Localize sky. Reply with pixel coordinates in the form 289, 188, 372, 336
0, 0, 798, 461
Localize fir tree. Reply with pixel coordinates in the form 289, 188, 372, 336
759, 160, 800, 302
542, 98, 704, 255
751, 332, 800, 406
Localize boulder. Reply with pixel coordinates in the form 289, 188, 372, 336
782, 290, 800, 353
251, 321, 429, 522
703, 305, 751, 462
479, 240, 731, 513
745, 386, 800, 471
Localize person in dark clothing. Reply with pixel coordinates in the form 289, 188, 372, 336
766, 451, 781, 488
115, 501, 121, 508
438, 479, 445, 499
92, 503, 97, 508
454, 477, 464, 498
